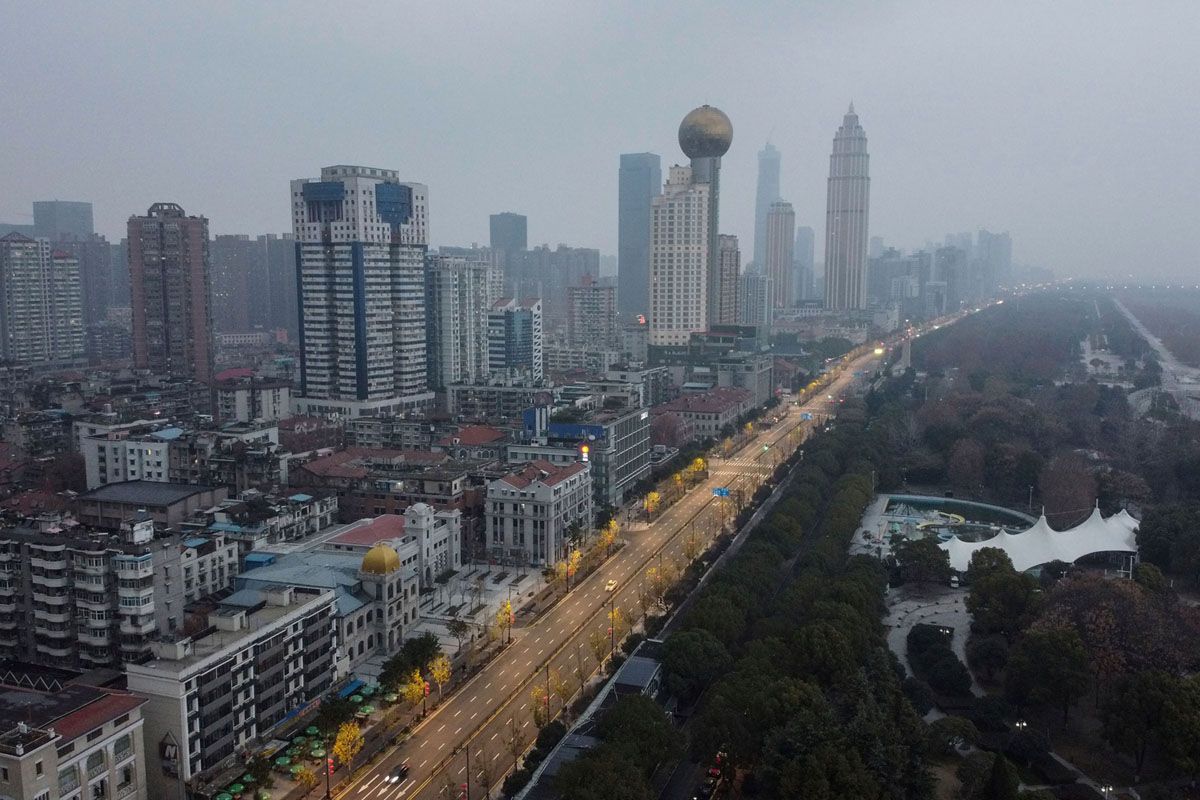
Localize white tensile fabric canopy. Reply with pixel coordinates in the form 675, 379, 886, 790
939, 505, 1138, 573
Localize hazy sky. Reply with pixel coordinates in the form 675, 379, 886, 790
3, 1, 1197, 279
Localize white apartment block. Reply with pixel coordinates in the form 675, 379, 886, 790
425, 255, 503, 390
649, 166, 710, 347
291, 165, 433, 417
0, 233, 85, 364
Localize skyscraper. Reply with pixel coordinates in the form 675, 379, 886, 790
568, 275, 619, 350
291, 165, 431, 416
764, 201, 795, 309
488, 298, 544, 383
678, 105, 734, 329
32, 200, 93, 241
753, 143, 781, 268
128, 203, 214, 383
824, 104, 870, 311
258, 233, 298, 336
794, 225, 815, 301
426, 254, 503, 389
649, 165, 710, 347
715, 235, 740, 325
209, 234, 257, 333
617, 153, 661, 318
489, 212, 527, 287
0, 233, 85, 364
739, 271, 772, 332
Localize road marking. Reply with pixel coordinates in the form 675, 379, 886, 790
455, 725, 463, 735
419, 758, 428, 768
437, 723, 446, 732
454, 709, 462, 718
484, 681, 492, 689
490, 732, 499, 740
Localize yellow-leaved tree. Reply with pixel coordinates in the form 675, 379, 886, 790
332, 721, 363, 773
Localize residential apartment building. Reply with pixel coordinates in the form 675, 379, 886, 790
128, 204, 214, 383
487, 298, 544, 383
425, 255, 503, 390
291, 165, 432, 417
485, 461, 592, 566
653, 387, 754, 439
0, 674, 147, 800
648, 166, 709, 347
128, 587, 336, 800
0, 233, 85, 365
0, 514, 238, 669
566, 276, 618, 350
213, 379, 292, 423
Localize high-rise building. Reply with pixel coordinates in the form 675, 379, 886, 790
32, 200, 93, 240
764, 201, 795, 309
976, 229, 1013, 291
617, 153, 661, 318
51, 233, 113, 328
489, 212, 527, 284
291, 165, 432, 416
510, 244, 599, 321
739, 271, 772, 331
209, 233, 258, 333
128, 203, 214, 383
426, 254, 503, 389
824, 104, 870, 311
488, 297, 544, 382
869, 235, 885, 260
649, 165, 710, 347
794, 225, 815, 302
678, 105, 734, 329
715, 234, 740, 325
753, 143, 781, 268
0, 233, 85, 364
568, 274, 619, 349
259, 232, 298, 335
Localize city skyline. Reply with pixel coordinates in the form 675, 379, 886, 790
3, 3, 1196, 279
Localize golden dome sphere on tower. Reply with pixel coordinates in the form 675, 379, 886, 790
361, 543, 401, 575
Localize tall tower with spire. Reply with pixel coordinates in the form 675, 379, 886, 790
753, 143, 781, 269
823, 103, 870, 311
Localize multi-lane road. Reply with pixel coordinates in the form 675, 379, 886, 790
340, 347, 885, 800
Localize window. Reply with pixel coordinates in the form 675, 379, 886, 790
35, 760, 44, 776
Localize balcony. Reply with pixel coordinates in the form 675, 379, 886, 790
33, 589, 69, 605
79, 629, 110, 646
34, 607, 71, 624
87, 758, 107, 779
0, 600, 14, 614
31, 573, 69, 589
118, 782, 138, 799
113, 560, 153, 579
36, 641, 73, 658
119, 617, 156, 636
75, 593, 111, 609
30, 554, 67, 570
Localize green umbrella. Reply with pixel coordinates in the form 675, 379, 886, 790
311, 747, 326, 758
350, 694, 363, 704
361, 685, 376, 696
289, 764, 304, 776
228, 784, 245, 794
384, 693, 398, 703
305, 725, 320, 736
274, 756, 290, 767
241, 774, 255, 784
216, 794, 233, 800
257, 792, 271, 800
360, 705, 375, 715
291, 735, 306, 745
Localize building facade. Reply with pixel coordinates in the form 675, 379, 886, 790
765, 201, 795, 310
488, 212, 527, 282
128, 203, 214, 383
567, 276, 618, 350
291, 165, 432, 417
487, 298, 544, 383
617, 153, 661, 319
715, 235, 740, 326
824, 105, 871, 311
739, 272, 772, 331
425, 255, 503, 390
0, 233, 85, 365
793, 225, 816, 302
485, 461, 592, 566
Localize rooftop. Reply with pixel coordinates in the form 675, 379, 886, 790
0, 682, 144, 750
296, 448, 447, 479
329, 515, 406, 547
497, 460, 588, 490
79, 480, 216, 507
657, 387, 753, 415
436, 425, 506, 447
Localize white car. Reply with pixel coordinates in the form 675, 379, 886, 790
604, 579, 618, 592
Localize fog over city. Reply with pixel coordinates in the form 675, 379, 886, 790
3, 1, 1197, 279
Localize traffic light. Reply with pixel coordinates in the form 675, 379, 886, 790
424, 681, 431, 697
327, 757, 334, 776
580, 443, 590, 463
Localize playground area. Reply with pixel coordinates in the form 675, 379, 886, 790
851, 494, 1036, 560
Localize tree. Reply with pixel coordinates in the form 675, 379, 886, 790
295, 765, 319, 791
447, 618, 471, 652
1005, 626, 1090, 723
926, 715, 978, 757
1102, 671, 1178, 780
893, 536, 953, 585
496, 599, 514, 643
966, 634, 1009, 682
332, 721, 364, 772
644, 491, 661, 516
505, 716, 528, 771
401, 668, 425, 710
979, 754, 1019, 800
312, 695, 356, 736
662, 630, 731, 702
599, 520, 618, 554
430, 654, 452, 700
965, 547, 1015, 585
477, 749, 495, 799
948, 438, 986, 493
552, 670, 574, 720
531, 685, 551, 727
966, 568, 1041, 639
588, 629, 609, 665
1039, 453, 1098, 528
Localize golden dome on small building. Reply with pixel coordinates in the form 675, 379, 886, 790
361, 543, 401, 575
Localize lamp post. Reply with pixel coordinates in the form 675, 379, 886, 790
609, 596, 616, 658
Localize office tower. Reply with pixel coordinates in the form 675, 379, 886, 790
794, 225, 815, 301
291, 165, 431, 416
617, 153, 662, 318
715, 235, 741, 325
488, 297, 544, 382
568, 274, 619, 349
32, 200, 93, 240
649, 165, 710, 346
764, 201, 795, 309
753, 143, 781, 268
739, 271, 772, 330
490, 212, 527, 285
426, 254, 503, 389
259, 233, 298, 335
824, 104, 870, 310
0, 233, 85, 364
976, 229, 1013, 291
128, 203, 214, 383
935, 245, 968, 311
53, 234, 114, 327
678, 105, 733, 329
